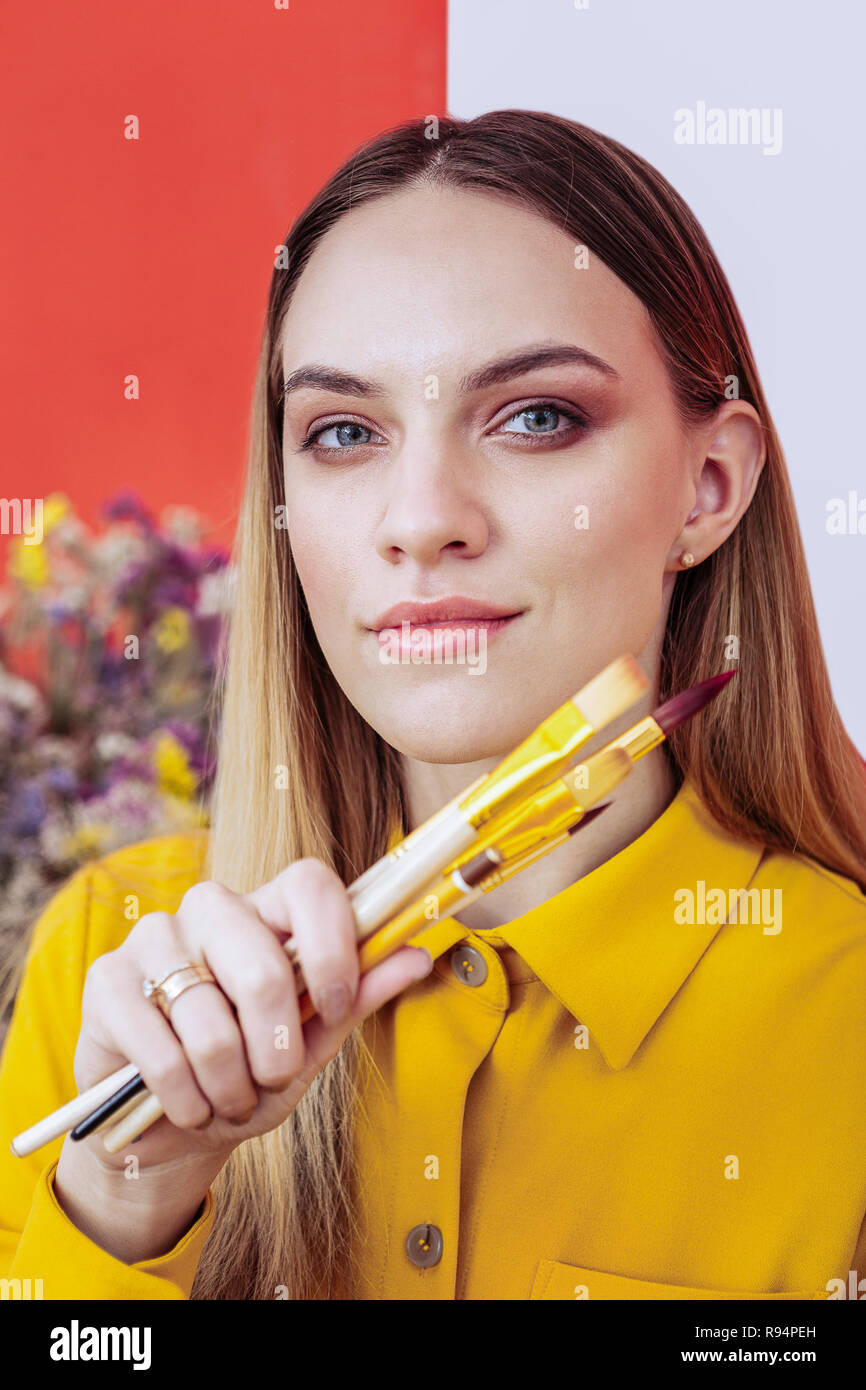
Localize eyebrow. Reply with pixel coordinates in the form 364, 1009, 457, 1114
281, 343, 619, 402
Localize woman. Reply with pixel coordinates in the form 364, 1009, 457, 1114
2, 110, 865, 1302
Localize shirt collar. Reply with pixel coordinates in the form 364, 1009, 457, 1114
480, 777, 766, 1070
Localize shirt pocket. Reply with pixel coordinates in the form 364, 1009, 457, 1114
530, 1259, 827, 1301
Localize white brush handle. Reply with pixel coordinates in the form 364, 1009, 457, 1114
351, 810, 476, 932
9, 1062, 140, 1158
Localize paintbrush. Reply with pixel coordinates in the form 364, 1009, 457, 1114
330, 747, 633, 983
299, 670, 738, 1014
348, 654, 648, 932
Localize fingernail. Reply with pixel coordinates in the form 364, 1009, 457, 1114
228, 1106, 256, 1127
315, 981, 350, 1027
414, 949, 435, 976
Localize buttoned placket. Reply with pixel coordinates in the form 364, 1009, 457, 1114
375, 930, 513, 1299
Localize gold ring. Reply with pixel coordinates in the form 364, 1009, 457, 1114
142, 962, 218, 1019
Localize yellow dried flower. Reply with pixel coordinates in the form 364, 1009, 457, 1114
154, 607, 191, 654
8, 538, 49, 588
153, 731, 197, 799
62, 822, 112, 859
42, 493, 71, 534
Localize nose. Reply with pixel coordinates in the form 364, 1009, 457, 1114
373, 440, 490, 566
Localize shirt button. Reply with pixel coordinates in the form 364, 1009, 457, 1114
449, 943, 488, 987
405, 1223, 444, 1268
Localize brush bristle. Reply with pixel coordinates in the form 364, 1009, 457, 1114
653, 668, 738, 735
573, 654, 648, 729
561, 746, 633, 805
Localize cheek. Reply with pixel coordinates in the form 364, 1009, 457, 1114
526, 463, 671, 585
525, 455, 675, 653
285, 500, 355, 629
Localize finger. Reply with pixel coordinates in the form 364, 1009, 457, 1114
246, 860, 361, 1028
177, 879, 306, 1090
301, 944, 434, 1071
159, 980, 259, 1123
79, 948, 214, 1130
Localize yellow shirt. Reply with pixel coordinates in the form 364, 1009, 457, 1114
1, 778, 865, 1300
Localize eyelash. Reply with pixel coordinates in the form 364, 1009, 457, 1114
298, 400, 590, 454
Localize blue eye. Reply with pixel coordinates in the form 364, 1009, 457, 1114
500, 404, 584, 435
305, 421, 379, 449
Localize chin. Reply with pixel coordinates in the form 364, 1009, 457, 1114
368, 703, 534, 765
350, 675, 564, 762
384, 733, 498, 764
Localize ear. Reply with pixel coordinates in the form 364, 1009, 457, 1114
666, 401, 766, 571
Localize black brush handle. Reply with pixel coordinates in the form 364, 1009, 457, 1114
69, 1073, 147, 1140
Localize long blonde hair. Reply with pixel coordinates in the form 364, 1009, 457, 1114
191, 111, 866, 1299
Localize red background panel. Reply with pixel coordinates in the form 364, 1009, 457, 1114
0, 0, 447, 555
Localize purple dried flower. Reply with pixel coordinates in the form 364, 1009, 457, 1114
6, 783, 45, 836
102, 490, 155, 531
43, 766, 78, 795
106, 758, 155, 787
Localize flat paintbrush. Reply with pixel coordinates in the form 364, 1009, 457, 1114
348, 653, 648, 932
299, 669, 739, 1013
331, 746, 633, 983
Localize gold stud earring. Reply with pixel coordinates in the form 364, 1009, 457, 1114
680, 551, 696, 568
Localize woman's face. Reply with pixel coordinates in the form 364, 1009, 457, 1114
280, 184, 700, 763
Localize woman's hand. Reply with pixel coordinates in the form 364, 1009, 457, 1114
53, 858, 433, 1260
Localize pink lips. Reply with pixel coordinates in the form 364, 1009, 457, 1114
369, 597, 523, 631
